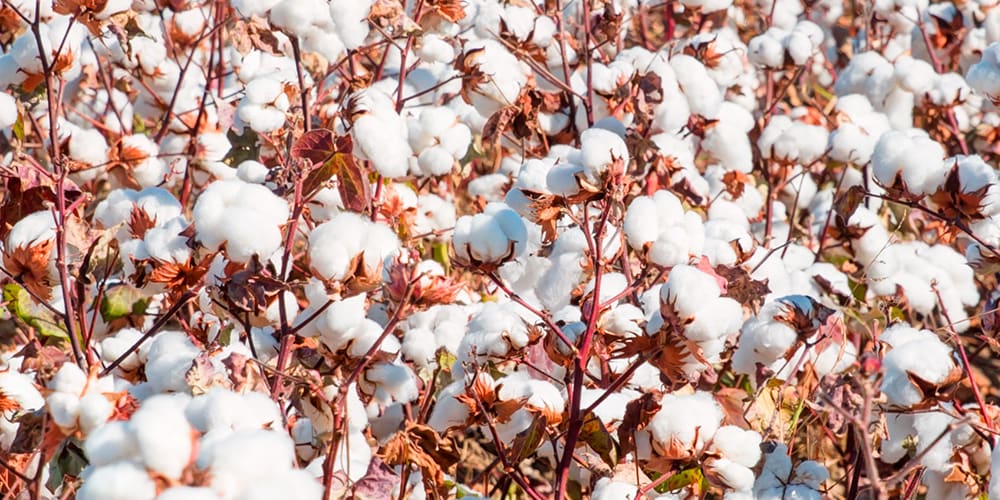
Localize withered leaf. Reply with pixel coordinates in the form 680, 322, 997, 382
509, 413, 548, 463
3, 240, 54, 302
618, 391, 661, 458
715, 265, 770, 310
351, 458, 400, 500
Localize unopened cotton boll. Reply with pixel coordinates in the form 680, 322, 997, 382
453, 203, 528, 265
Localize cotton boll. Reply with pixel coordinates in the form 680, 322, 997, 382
670, 55, 723, 117
661, 265, 722, 319
309, 213, 398, 281
458, 302, 530, 365
129, 394, 193, 479
350, 90, 412, 178
711, 426, 763, 468
144, 330, 201, 393
880, 324, 958, 407
205, 430, 297, 496
77, 392, 114, 435
84, 421, 139, 466
0, 92, 18, 130
871, 130, 946, 195
592, 477, 638, 499
968, 42, 1000, 102
364, 362, 419, 405
648, 391, 722, 455
233, 468, 323, 500
579, 127, 629, 185
77, 461, 156, 500
193, 179, 290, 262
453, 203, 528, 265
158, 487, 219, 500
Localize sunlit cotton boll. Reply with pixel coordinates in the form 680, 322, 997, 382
193, 179, 290, 263
453, 203, 528, 265
308, 213, 399, 282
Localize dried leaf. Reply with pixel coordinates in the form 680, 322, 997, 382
716, 265, 770, 310
351, 458, 400, 500
509, 413, 547, 463
3, 239, 54, 302
618, 391, 662, 458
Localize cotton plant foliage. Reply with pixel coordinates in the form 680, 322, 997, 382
7, 0, 1000, 498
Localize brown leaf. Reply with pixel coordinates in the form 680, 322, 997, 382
186, 352, 230, 395
128, 206, 157, 240
380, 423, 459, 498
3, 239, 54, 302
426, 0, 465, 22
721, 170, 750, 199
221, 352, 269, 394
618, 391, 662, 458
333, 144, 372, 214
520, 189, 563, 243
716, 265, 770, 310
351, 458, 401, 500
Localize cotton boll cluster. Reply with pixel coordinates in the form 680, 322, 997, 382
758, 114, 829, 166
624, 190, 704, 267
308, 213, 399, 282
881, 407, 991, 499
78, 389, 317, 500
236, 77, 291, 134
193, 179, 290, 263
45, 363, 116, 435
407, 106, 472, 176
754, 442, 829, 499
748, 21, 825, 68
647, 391, 762, 494
650, 264, 743, 377
828, 94, 892, 165
733, 295, 855, 381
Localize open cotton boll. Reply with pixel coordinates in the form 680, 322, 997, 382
880, 324, 958, 407
670, 55, 723, 117
204, 429, 297, 497
731, 299, 801, 377
158, 487, 219, 500
661, 264, 723, 319
457, 302, 530, 366
233, 468, 323, 500
648, 391, 723, 455
579, 127, 629, 185
309, 213, 399, 281
84, 421, 139, 466
236, 76, 290, 133
624, 190, 705, 267
871, 130, 947, 195
968, 42, 1000, 102
144, 330, 202, 393
592, 477, 639, 499
758, 115, 829, 165
710, 426, 763, 468
268, 0, 333, 38
349, 90, 412, 178
129, 394, 193, 479
748, 29, 786, 68
453, 203, 528, 265
193, 179, 289, 263
0, 92, 16, 130
496, 371, 565, 417
94, 187, 182, 235
76, 461, 157, 500
0, 370, 44, 449
363, 362, 420, 405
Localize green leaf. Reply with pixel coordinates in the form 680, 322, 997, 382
509, 414, 547, 463
658, 467, 705, 494
3, 284, 68, 341
579, 413, 618, 468
432, 242, 451, 274
99, 284, 148, 323
12, 111, 24, 142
